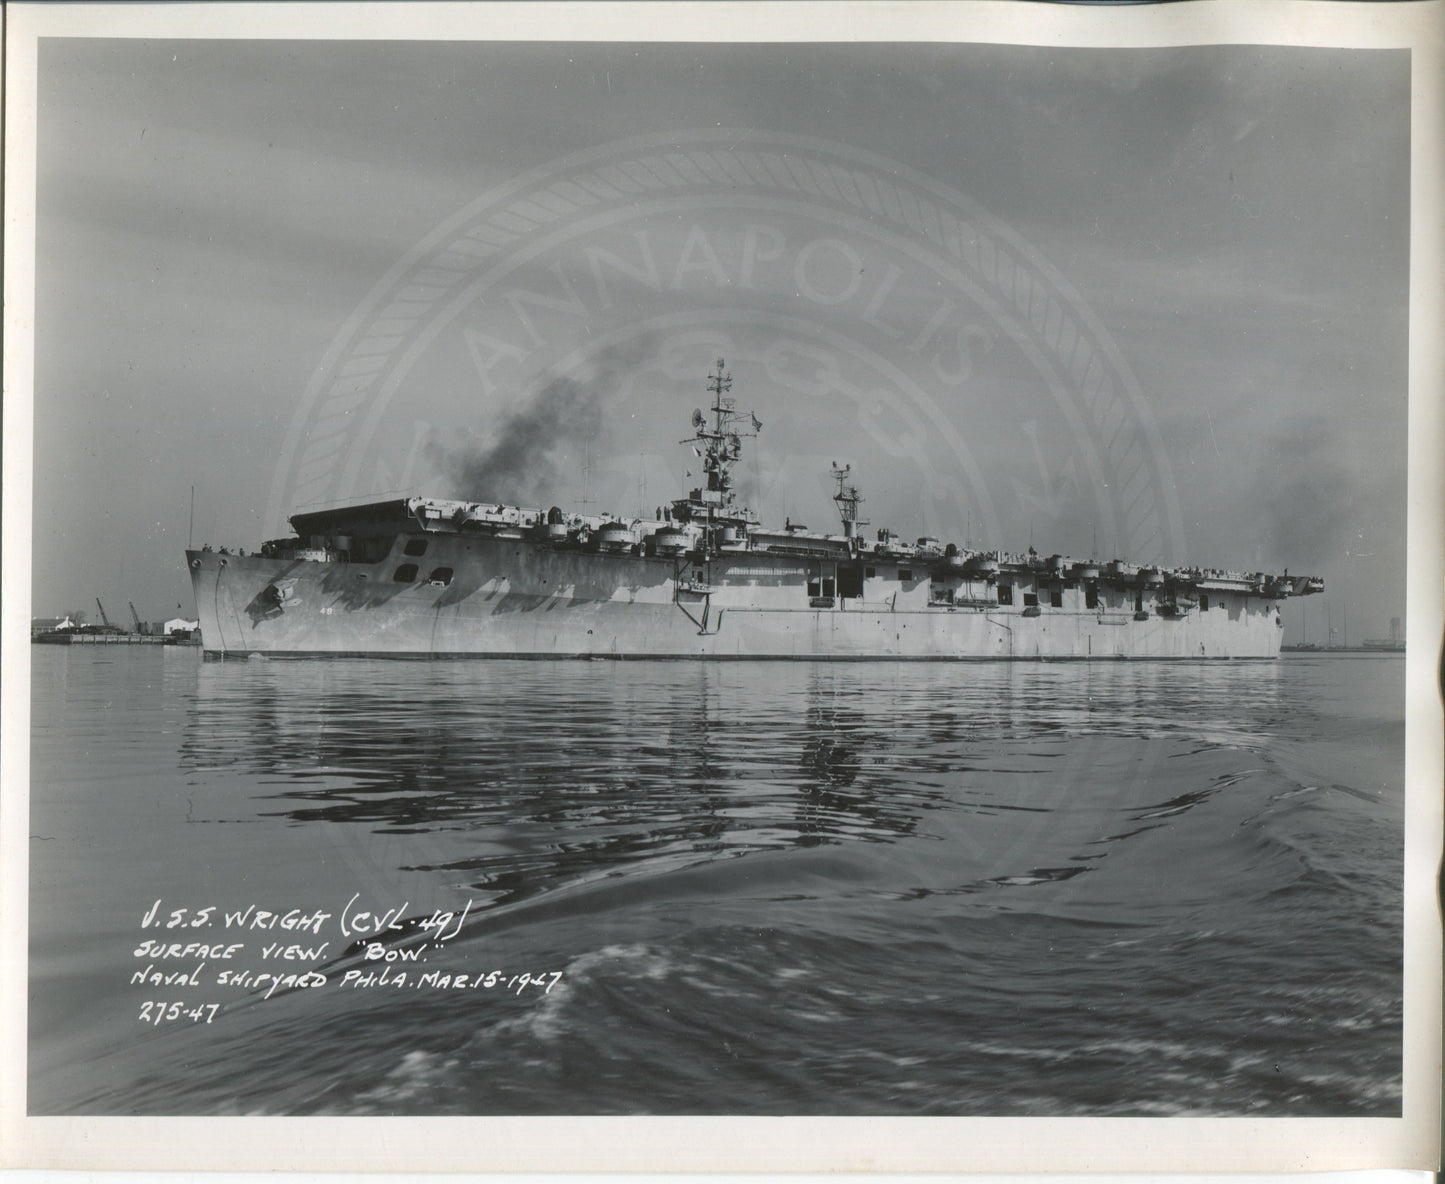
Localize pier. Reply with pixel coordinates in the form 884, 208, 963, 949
32, 632, 198, 646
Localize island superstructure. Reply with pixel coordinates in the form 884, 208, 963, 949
186, 360, 1321, 659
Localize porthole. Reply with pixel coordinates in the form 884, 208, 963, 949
393, 563, 419, 583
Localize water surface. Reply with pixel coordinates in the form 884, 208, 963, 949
28, 649, 1403, 1115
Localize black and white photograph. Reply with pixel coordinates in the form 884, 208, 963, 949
3, 0, 1440, 1173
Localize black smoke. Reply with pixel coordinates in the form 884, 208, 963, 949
427, 341, 650, 505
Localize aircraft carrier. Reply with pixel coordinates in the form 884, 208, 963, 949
186, 360, 1321, 659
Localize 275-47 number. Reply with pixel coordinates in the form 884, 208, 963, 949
138, 1001, 220, 1025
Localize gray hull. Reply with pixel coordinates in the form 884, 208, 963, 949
186, 538, 1287, 660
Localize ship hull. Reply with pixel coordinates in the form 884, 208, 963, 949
186, 540, 1286, 661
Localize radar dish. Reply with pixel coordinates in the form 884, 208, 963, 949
692, 408, 705, 429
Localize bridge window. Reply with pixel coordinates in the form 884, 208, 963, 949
899, 569, 914, 582
1135, 589, 1144, 611
997, 584, 1013, 605
393, 563, 419, 583
1049, 587, 1063, 608
403, 537, 429, 557
1085, 585, 1099, 609
865, 566, 876, 578
1200, 594, 1210, 611
1023, 592, 1039, 608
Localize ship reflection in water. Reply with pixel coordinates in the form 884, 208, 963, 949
30, 649, 1402, 1117
178, 658, 1285, 902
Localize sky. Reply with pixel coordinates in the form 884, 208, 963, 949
25, 35, 1410, 641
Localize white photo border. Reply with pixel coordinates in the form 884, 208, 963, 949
2, 0, 1440, 1173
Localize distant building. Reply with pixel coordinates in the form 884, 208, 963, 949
164, 617, 200, 637
1363, 615, 1405, 652
31, 616, 76, 636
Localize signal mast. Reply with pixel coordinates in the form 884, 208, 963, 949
672, 358, 763, 559
831, 462, 867, 543
683, 359, 761, 508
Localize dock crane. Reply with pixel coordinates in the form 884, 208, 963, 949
129, 601, 143, 633
95, 598, 113, 629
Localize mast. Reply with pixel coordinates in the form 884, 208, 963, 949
680, 358, 761, 518
579, 439, 595, 516
830, 462, 867, 541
